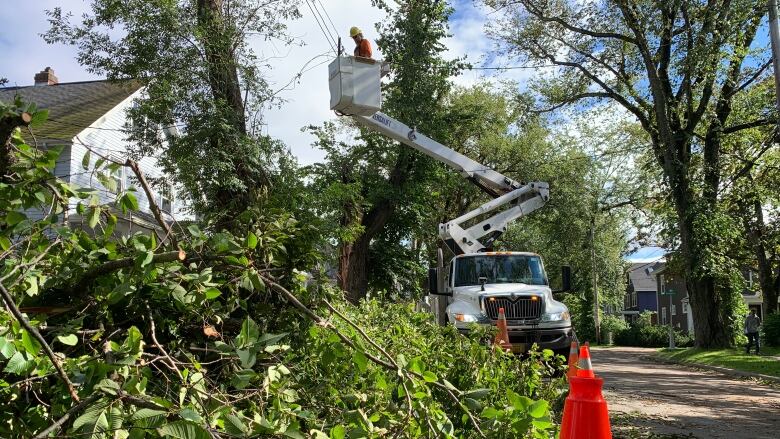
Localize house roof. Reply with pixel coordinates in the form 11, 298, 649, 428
627, 261, 664, 292
0, 80, 141, 143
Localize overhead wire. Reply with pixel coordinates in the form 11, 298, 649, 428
304, 0, 337, 54
314, 0, 340, 43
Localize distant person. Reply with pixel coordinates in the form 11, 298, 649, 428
744, 309, 761, 354
350, 26, 373, 59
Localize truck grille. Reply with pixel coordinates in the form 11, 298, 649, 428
484, 297, 542, 321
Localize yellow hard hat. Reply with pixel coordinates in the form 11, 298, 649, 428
349, 26, 362, 38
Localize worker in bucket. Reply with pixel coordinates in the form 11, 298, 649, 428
350, 26, 373, 59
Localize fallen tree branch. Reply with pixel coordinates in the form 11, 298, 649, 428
64, 250, 192, 297
0, 281, 80, 402
146, 304, 183, 380
31, 394, 101, 439
263, 276, 485, 437
125, 158, 177, 248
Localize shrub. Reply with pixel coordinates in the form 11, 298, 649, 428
763, 312, 780, 347
614, 323, 694, 348
600, 315, 629, 344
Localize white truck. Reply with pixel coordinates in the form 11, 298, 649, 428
328, 56, 574, 355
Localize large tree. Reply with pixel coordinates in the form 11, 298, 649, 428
487, 0, 773, 347
44, 0, 301, 228
310, 0, 462, 302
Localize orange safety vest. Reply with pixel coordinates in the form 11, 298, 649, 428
354, 39, 373, 59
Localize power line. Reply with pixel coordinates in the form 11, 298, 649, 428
467, 64, 558, 71
304, 0, 336, 54
314, 0, 340, 43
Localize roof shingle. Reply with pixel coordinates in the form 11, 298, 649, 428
0, 80, 141, 143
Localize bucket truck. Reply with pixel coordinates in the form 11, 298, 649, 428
327, 56, 574, 355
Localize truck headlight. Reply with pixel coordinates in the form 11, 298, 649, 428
542, 311, 570, 322
454, 313, 481, 323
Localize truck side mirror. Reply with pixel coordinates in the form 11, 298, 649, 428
428, 268, 439, 295
553, 266, 572, 294
428, 267, 452, 296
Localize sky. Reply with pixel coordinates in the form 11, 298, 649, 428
0, 0, 527, 165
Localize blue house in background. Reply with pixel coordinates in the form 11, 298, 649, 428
623, 260, 663, 323
622, 247, 666, 323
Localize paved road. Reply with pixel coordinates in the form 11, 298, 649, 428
590, 347, 780, 439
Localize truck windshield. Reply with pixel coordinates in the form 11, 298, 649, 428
454, 255, 546, 287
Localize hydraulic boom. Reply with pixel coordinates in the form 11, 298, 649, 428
354, 112, 549, 255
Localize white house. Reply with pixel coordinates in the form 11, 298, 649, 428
0, 67, 193, 234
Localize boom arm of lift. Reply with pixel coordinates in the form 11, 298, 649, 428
354, 112, 550, 255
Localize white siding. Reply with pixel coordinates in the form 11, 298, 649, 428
33, 89, 195, 229
23, 143, 71, 222
68, 89, 193, 224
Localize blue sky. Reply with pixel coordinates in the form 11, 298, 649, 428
0, 0, 508, 165
0, 1, 773, 166
624, 246, 666, 263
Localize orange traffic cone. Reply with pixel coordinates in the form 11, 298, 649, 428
560, 344, 611, 439
566, 341, 579, 379
493, 308, 512, 352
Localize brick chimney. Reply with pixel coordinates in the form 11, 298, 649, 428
34, 67, 58, 86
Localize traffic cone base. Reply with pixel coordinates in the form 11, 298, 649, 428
560, 376, 612, 439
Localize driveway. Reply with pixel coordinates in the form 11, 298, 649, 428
590, 346, 780, 439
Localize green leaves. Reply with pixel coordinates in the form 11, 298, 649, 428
81, 150, 91, 170
119, 192, 139, 213
56, 333, 78, 346
20, 330, 41, 355
352, 350, 368, 373
88, 206, 100, 228
5, 211, 26, 226
157, 421, 211, 439
3, 351, 34, 375
245, 231, 258, 249
236, 317, 259, 349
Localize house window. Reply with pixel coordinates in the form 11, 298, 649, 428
672, 304, 676, 316
661, 307, 667, 325
158, 186, 174, 213
660, 274, 666, 294
682, 302, 688, 314
632, 292, 637, 308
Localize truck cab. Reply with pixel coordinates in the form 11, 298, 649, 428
432, 252, 573, 355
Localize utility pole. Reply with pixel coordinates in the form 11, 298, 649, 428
591, 218, 601, 345
769, 0, 780, 113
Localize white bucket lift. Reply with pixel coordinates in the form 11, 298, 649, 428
328, 56, 382, 116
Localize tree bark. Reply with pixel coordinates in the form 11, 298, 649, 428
338, 148, 417, 302
196, 0, 266, 223
1, 111, 31, 181
747, 197, 780, 316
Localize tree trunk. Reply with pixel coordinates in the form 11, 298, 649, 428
339, 237, 370, 304
667, 159, 733, 348
196, 0, 265, 223
1, 111, 31, 181
338, 148, 417, 302
749, 198, 780, 316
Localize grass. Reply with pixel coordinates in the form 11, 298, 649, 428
655, 346, 780, 378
